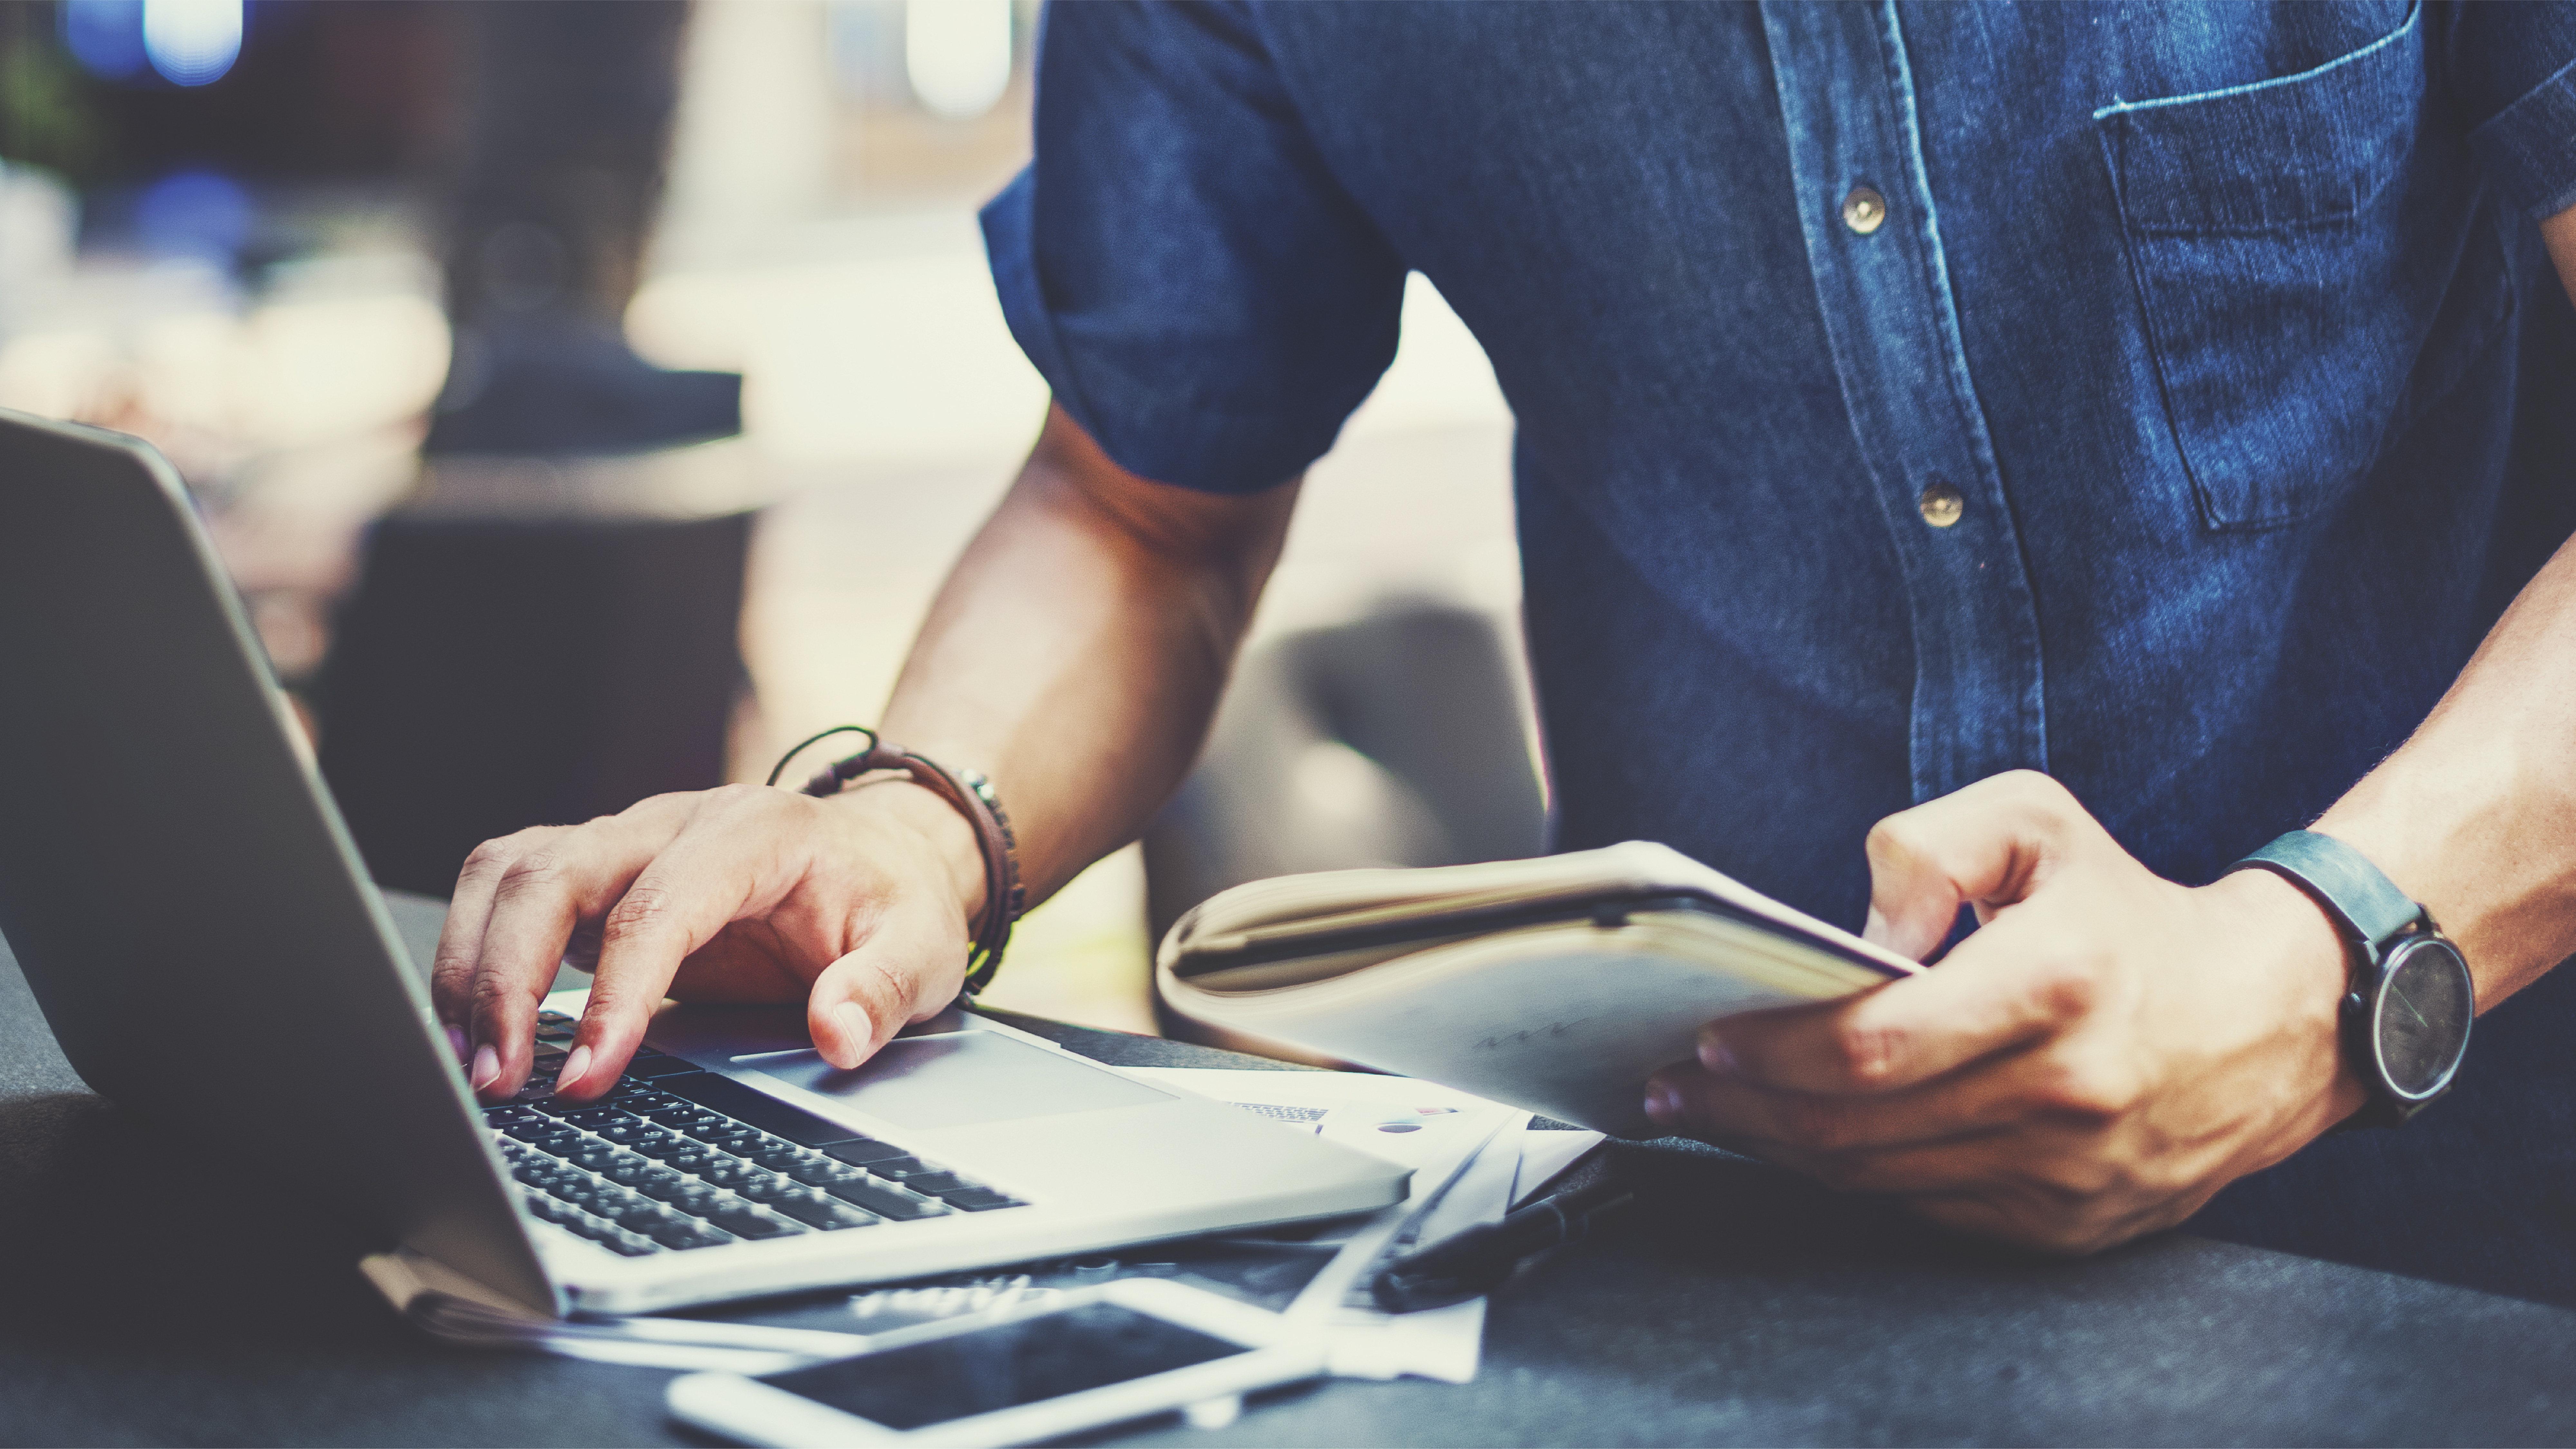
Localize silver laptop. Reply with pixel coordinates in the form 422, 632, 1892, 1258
0, 409, 1408, 1317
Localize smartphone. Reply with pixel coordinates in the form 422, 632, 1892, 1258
665, 1280, 1324, 1448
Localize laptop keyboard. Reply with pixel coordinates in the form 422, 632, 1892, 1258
485, 1033, 1027, 1258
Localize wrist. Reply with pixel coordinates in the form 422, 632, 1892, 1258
833, 778, 989, 926
2205, 869, 2372, 1134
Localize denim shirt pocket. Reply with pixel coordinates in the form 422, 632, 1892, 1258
2095, 1, 2512, 532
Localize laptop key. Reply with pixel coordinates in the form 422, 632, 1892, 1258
661, 1182, 729, 1215
938, 1189, 1024, 1212
697, 1158, 760, 1188
627, 1166, 690, 1197
599, 1156, 660, 1187
653, 1223, 733, 1250
732, 1173, 797, 1203
769, 1190, 879, 1230
617, 1203, 685, 1233
822, 1138, 909, 1167
779, 1157, 849, 1186
865, 1157, 939, 1182
547, 1179, 608, 1208
702, 1205, 804, 1240
823, 1178, 949, 1221
568, 1218, 657, 1256
595, 1120, 667, 1147
683, 1121, 762, 1145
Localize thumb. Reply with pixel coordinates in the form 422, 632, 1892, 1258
1861, 770, 2088, 961
806, 901, 963, 1070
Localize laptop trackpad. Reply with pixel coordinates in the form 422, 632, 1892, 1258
736, 1034, 1173, 1131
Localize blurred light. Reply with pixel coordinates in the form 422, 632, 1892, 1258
135, 169, 253, 261
61, 0, 148, 80
904, 0, 1012, 121
142, 0, 242, 86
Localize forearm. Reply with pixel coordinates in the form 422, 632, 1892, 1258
877, 403, 1299, 907
2313, 532, 2576, 1006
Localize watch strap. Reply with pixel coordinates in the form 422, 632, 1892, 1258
2230, 830, 2421, 953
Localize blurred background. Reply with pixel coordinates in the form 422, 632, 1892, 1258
0, 0, 1531, 1038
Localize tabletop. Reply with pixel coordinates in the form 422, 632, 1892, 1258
3, 892, 2571, 1447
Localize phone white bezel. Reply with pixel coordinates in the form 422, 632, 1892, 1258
664, 1279, 1323, 1449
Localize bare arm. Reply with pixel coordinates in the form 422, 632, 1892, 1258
431, 403, 1297, 1100
881, 403, 1300, 908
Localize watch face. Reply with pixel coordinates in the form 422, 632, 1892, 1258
2373, 936, 2474, 1100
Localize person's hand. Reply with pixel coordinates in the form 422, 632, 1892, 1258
428, 779, 985, 1103
1643, 771, 2367, 1253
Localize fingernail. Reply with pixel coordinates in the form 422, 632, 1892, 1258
469, 1044, 501, 1092
444, 1023, 469, 1061
557, 1044, 593, 1094
833, 1002, 869, 1058
1643, 1082, 1679, 1123
1698, 1036, 1737, 1075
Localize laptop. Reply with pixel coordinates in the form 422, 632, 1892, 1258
0, 409, 1408, 1317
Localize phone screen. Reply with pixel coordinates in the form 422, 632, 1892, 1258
760, 1303, 1254, 1431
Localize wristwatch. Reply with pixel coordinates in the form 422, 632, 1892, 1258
2229, 830, 2475, 1128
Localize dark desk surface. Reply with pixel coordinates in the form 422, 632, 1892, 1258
5, 893, 2572, 1447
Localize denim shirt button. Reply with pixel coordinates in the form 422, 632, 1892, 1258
1840, 185, 1887, 235
1918, 483, 1965, 527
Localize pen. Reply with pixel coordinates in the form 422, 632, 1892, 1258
1368, 1177, 1635, 1313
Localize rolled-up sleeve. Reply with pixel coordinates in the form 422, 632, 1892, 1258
980, 1, 1407, 495
2447, 1, 2576, 218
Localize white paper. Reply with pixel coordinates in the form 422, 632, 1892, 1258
1119, 1066, 1530, 1384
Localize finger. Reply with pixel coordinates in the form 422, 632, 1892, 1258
561, 789, 795, 1097
1860, 770, 2092, 960
429, 829, 546, 1054
1701, 904, 2104, 1095
468, 821, 662, 1097
807, 895, 967, 1070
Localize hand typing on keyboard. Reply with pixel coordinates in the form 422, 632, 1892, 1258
426, 779, 987, 1102
425, 407, 1291, 1105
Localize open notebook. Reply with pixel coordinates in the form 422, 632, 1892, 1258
1156, 842, 1920, 1136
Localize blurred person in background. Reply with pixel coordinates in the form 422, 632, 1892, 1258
427, 0, 735, 458
431, 1, 2576, 1307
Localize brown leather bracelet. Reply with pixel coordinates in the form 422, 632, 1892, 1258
769, 726, 1024, 997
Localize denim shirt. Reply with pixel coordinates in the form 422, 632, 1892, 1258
983, 0, 2576, 934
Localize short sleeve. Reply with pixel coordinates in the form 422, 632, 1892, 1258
980, 1, 1407, 494
2445, 0, 2576, 218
